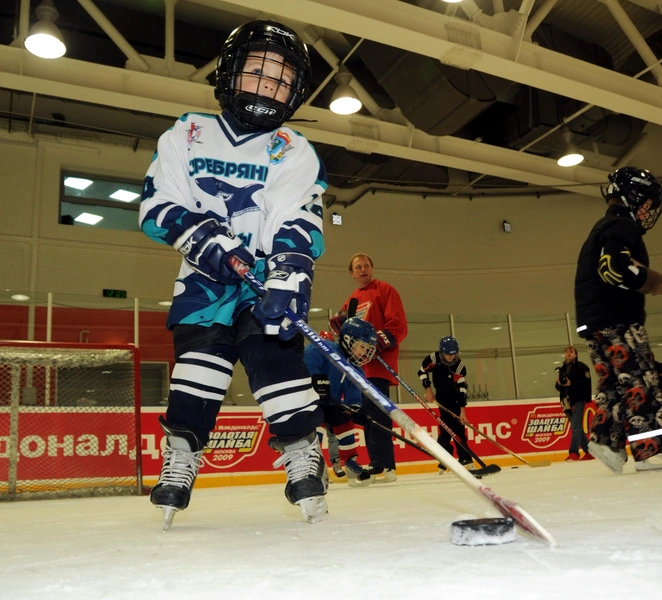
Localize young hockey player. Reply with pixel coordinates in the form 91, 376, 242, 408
304, 319, 378, 486
418, 336, 474, 473
139, 20, 328, 528
575, 166, 662, 473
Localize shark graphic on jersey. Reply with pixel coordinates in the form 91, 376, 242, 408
195, 178, 263, 218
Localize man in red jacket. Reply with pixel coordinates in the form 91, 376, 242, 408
334, 253, 408, 483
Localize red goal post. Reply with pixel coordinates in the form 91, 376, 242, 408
0, 341, 143, 500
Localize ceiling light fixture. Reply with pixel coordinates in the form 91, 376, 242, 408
329, 68, 362, 115
557, 127, 584, 167
442, 0, 464, 3
110, 190, 140, 202
75, 213, 103, 225
24, 0, 66, 59
64, 177, 93, 190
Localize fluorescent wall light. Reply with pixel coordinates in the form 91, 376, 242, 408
11, 294, 31, 301
110, 190, 140, 202
332, 212, 343, 225
64, 177, 93, 190
158, 301, 173, 307
75, 213, 103, 225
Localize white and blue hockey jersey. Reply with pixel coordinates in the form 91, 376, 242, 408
139, 111, 327, 328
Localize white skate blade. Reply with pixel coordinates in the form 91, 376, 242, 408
635, 459, 662, 471
160, 506, 178, 531
298, 496, 329, 523
587, 441, 626, 474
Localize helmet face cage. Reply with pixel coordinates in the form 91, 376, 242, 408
216, 21, 311, 131
439, 336, 459, 365
606, 167, 662, 231
340, 318, 378, 367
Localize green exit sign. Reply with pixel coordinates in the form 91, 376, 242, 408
103, 289, 127, 299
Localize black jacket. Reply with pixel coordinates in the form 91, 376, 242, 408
554, 359, 592, 405
418, 352, 468, 409
575, 204, 649, 336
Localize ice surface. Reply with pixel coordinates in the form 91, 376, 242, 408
2, 459, 662, 599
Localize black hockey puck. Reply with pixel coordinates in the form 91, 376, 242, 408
450, 517, 516, 546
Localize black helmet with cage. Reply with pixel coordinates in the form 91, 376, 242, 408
215, 20, 311, 131
604, 166, 662, 231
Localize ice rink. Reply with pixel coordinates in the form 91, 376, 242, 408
2, 459, 662, 600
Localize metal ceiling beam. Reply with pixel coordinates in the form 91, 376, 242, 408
202, 0, 662, 126
0, 44, 605, 196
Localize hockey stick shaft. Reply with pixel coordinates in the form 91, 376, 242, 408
229, 258, 555, 546
375, 356, 491, 469
434, 400, 551, 468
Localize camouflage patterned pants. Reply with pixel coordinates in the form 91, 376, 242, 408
584, 323, 662, 461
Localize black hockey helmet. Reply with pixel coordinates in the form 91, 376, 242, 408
215, 20, 311, 131
604, 166, 662, 231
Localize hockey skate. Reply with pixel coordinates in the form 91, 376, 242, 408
271, 433, 329, 523
634, 454, 662, 472
359, 465, 397, 484
331, 458, 346, 479
587, 441, 627, 474
150, 416, 205, 531
345, 457, 371, 487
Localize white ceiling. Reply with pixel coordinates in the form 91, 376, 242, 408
2, 0, 662, 202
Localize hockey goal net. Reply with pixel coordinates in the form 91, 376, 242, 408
0, 341, 143, 500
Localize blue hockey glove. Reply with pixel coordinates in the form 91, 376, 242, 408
170, 217, 254, 284
253, 252, 314, 340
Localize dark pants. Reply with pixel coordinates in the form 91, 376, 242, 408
437, 405, 472, 464
165, 309, 322, 445
362, 377, 396, 470
568, 400, 589, 454
584, 322, 662, 461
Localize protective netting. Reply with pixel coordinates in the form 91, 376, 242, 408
0, 344, 141, 500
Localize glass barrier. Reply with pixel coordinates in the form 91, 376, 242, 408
3, 289, 662, 406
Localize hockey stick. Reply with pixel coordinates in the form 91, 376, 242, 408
433, 401, 552, 468
348, 407, 499, 478
229, 257, 556, 546
375, 356, 501, 475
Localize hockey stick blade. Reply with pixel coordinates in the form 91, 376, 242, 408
375, 356, 500, 472
229, 258, 556, 547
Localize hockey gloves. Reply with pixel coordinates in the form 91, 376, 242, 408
169, 216, 254, 285
253, 252, 314, 340
311, 374, 330, 400
375, 329, 396, 354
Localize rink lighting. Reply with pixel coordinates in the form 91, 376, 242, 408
329, 69, 362, 115
75, 213, 103, 225
490, 326, 502, 331
64, 177, 93, 190
309, 308, 323, 313
158, 301, 172, 307
24, 0, 66, 59
11, 294, 30, 301
557, 128, 584, 167
110, 189, 140, 202
332, 212, 343, 225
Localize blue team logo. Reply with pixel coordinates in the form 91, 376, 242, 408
268, 130, 292, 164
187, 123, 202, 149
195, 178, 263, 217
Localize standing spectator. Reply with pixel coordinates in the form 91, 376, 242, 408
555, 345, 594, 461
332, 253, 408, 483
418, 336, 473, 473
575, 166, 662, 473
140, 20, 329, 527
